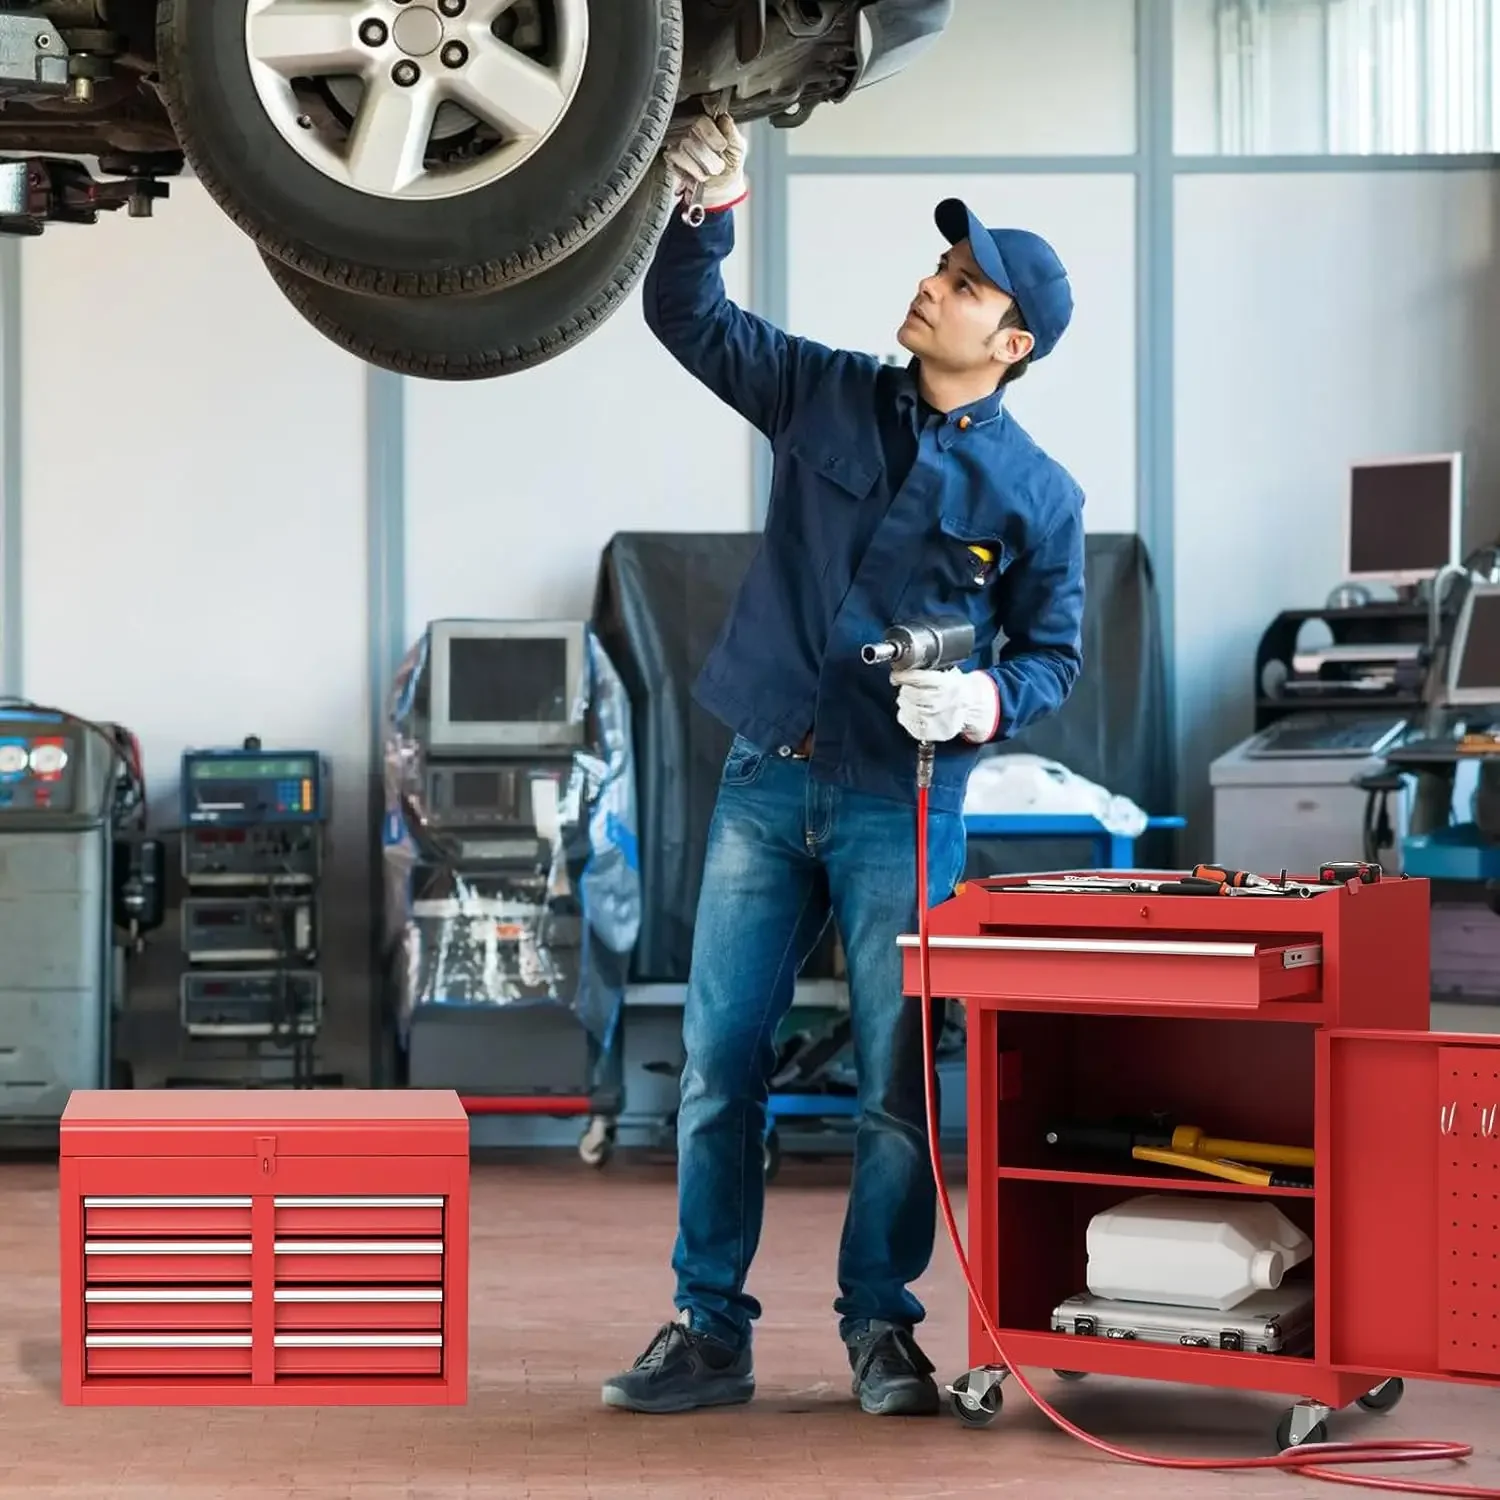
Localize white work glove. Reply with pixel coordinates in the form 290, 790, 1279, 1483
662, 112, 749, 215
893, 667, 1000, 744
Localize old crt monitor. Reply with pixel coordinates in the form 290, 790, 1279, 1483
426, 619, 586, 755
1345, 453, 1462, 585
1446, 582, 1500, 707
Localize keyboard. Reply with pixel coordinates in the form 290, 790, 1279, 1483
1247, 713, 1409, 760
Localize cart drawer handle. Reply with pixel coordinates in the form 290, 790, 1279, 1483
273, 1197, 444, 1208
273, 1333, 443, 1348
84, 1197, 252, 1208
895, 934, 1321, 966
86, 1334, 252, 1348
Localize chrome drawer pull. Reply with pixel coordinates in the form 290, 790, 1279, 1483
274, 1333, 443, 1348
85, 1240, 252, 1255
275, 1287, 443, 1302
273, 1240, 443, 1255
84, 1196, 253, 1208
893, 934, 1311, 961
274, 1196, 443, 1208
87, 1287, 252, 1302
86, 1334, 252, 1348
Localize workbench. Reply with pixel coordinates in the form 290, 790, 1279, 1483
902, 869, 1500, 1448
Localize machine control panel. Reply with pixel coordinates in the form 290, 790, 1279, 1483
0, 720, 79, 814
423, 759, 571, 830
181, 749, 326, 826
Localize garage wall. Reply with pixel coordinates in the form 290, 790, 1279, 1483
1174, 167, 1500, 842
402, 221, 755, 639
16, 179, 374, 1069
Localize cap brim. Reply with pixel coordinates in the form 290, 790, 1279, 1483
934, 197, 1012, 296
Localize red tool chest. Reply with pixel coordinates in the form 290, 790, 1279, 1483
902, 871, 1500, 1445
59, 1089, 469, 1407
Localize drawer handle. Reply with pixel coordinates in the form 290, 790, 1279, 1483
87, 1288, 252, 1303
895, 934, 1319, 964
273, 1240, 443, 1255
86, 1334, 253, 1348
84, 1197, 253, 1208
274, 1197, 443, 1209
274, 1334, 443, 1348
275, 1288, 443, 1302
85, 1240, 253, 1255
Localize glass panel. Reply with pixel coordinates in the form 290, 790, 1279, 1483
1175, 0, 1499, 154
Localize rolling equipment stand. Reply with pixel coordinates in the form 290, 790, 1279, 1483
903, 868, 1500, 1466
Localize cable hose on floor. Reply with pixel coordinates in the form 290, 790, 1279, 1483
914, 783, 1498, 1496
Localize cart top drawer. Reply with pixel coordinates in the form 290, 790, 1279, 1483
899, 929, 1323, 1014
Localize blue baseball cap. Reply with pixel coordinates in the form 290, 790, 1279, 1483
934, 198, 1073, 362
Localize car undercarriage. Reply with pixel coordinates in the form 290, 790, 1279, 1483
0, 0, 950, 375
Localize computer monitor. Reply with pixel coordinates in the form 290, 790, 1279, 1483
426, 619, 586, 754
1446, 583, 1500, 707
1345, 453, 1462, 586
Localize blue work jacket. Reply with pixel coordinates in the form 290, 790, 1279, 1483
641, 209, 1086, 815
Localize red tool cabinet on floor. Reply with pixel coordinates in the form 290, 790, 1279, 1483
59, 1089, 469, 1407
903, 871, 1500, 1443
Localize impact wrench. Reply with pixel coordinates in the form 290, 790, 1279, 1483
861, 616, 1495, 1497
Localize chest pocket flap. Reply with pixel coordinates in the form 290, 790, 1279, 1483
790, 438, 879, 500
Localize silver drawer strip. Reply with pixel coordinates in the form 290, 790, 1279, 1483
275, 1333, 443, 1348
85, 1240, 252, 1255
275, 1287, 443, 1302
87, 1287, 252, 1303
84, 1197, 252, 1208
86, 1334, 252, 1348
274, 1197, 443, 1208
273, 1240, 443, 1255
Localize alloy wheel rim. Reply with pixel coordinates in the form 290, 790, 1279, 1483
244, 0, 589, 202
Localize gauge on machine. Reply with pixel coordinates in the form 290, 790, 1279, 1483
29, 742, 68, 776
0, 743, 26, 776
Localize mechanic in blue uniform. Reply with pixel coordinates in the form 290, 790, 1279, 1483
602, 113, 1086, 1419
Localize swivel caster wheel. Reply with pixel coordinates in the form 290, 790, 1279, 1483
1356, 1377, 1404, 1414
578, 1116, 615, 1168
763, 1127, 781, 1182
947, 1368, 1006, 1428
1275, 1402, 1331, 1452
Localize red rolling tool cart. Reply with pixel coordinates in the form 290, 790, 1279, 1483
903, 870, 1500, 1450
59, 1089, 469, 1407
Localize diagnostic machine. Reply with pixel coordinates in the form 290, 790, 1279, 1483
0, 706, 143, 1123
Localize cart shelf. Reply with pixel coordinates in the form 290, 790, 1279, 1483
995, 1164, 1316, 1199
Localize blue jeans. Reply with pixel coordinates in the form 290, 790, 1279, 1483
672, 735, 968, 1351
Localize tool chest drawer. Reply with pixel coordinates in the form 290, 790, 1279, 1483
59, 1088, 470, 1407
902, 873, 1429, 1023
899, 928, 1322, 1011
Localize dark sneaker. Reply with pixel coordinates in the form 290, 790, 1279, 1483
601, 1312, 755, 1414
845, 1320, 940, 1416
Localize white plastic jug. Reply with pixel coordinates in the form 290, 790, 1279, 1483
1085, 1194, 1312, 1311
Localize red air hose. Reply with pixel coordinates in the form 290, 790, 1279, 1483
914, 784, 1498, 1495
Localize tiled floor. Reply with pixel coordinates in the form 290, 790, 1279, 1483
4, 1153, 1500, 1498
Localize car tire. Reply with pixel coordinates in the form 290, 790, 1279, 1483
157, 0, 682, 296
262, 157, 675, 379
